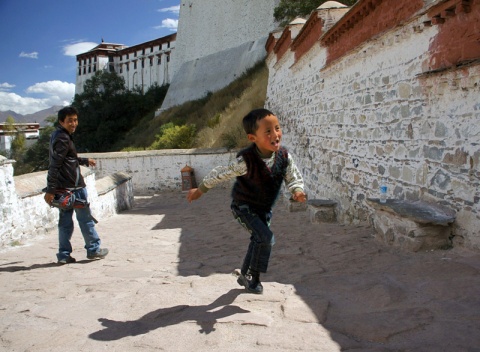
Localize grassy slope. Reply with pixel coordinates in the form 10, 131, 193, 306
114, 61, 268, 151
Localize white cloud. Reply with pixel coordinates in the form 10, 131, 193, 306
0, 81, 75, 115
0, 83, 15, 91
155, 18, 178, 30
63, 42, 98, 57
19, 51, 39, 59
158, 5, 180, 14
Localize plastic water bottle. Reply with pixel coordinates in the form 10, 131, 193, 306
379, 177, 387, 203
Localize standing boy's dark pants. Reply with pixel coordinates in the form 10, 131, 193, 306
231, 201, 275, 274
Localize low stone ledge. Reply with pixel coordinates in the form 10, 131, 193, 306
96, 171, 132, 196
92, 172, 135, 217
308, 199, 337, 223
285, 197, 308, 212
367, 198, 456, 252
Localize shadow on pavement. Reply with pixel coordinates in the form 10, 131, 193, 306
119, 189, 480, 350
90, 288, 249, 340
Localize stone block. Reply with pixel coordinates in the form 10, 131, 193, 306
367, 198, 455, 251
286, 199, 308, 212
308, 199, 337, 223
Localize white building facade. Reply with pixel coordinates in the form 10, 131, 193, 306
75, 34, 176, 95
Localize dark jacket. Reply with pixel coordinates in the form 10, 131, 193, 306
231, 144, 289, 212
46, 126, 88, 193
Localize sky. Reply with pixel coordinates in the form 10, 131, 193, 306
0, 0, 180, 115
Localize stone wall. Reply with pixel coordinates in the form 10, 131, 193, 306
265, 0, 480, 249
82, 148, 237, 195
161, 0, 280, 110
0, 155, 133, 248
0, 149, 237, 248
173, 0, 280, 77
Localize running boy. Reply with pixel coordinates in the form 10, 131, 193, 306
187, 108, 306, 294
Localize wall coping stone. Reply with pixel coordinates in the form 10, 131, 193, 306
14, 166, 94, 198
308, 199, 337, 207
81, 147, 232, 160
96, 172, 133, 196
367, 199, 456, 226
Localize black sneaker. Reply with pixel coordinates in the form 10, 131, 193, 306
237, 272, 263, 294
87, 248, 109, 260
58, 256, 76, 264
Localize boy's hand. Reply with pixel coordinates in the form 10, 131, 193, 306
292, 191, 307, 202
44, 192, 54, 205
187, 188, 203, 203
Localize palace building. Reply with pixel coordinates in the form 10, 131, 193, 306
75, 33, 176, 95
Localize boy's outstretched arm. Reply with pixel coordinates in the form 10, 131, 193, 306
187, 188, 203, 203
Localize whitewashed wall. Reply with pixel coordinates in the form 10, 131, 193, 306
161, 0, 280, 110
266, 9, 480, 249
0, 156, 133, 248
173, 0, 280, 77
1, 149, 236, 248
83, 148, 237, 194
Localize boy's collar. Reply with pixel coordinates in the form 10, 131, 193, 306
255, 145, 274, 159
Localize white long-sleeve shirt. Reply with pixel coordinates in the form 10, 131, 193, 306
198, 149, 304, 195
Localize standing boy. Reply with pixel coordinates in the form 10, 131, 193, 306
44, 106, 108, 264
187, 108, 306, 294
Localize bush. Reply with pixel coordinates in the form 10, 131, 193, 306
149, 123, 196, 149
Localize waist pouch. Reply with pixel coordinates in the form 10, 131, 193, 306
51, 189, 88, 210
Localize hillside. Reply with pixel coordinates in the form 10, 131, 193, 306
0, 106, 63, 126
114, 61, 269, 151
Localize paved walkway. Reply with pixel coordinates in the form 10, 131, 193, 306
1, 188, 480, 351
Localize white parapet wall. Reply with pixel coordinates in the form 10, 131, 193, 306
82, 148, 237, 195
0, 148, 236, 248
0, 155, 134, 248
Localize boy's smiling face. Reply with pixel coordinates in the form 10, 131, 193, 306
247, 114, 282, 156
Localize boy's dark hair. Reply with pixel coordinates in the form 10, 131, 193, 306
58, 106, 79, 122
242, 108, 275, 135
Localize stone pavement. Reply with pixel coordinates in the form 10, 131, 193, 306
1, 188, 480, 351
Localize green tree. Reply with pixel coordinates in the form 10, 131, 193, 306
10, 133, 26, 162
3, 115, 26, 162
274, 0, 357, 26
5, 115, 15, 131
72, 71, 169, 152
12, 115, 56, 175
21, 115, 56, 173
